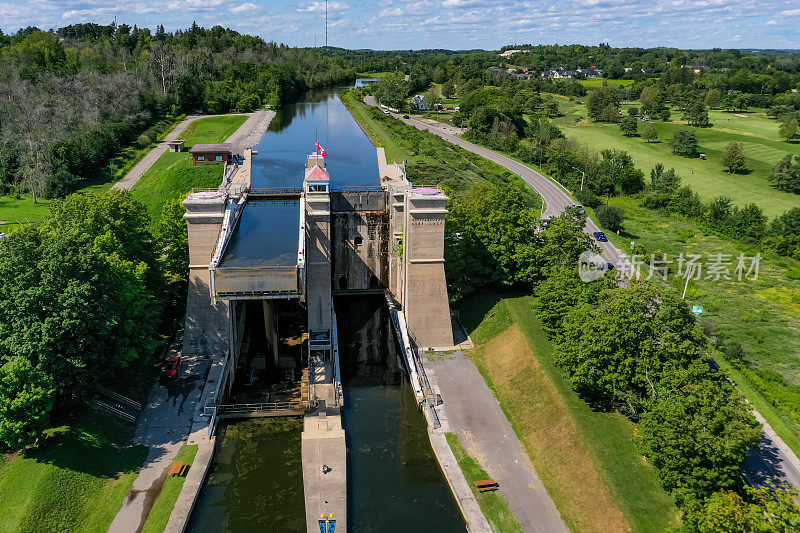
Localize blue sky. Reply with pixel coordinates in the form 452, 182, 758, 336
1, 0, 799, 50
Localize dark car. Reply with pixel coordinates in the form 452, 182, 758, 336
162, 355, 181, 379
606, 262, 615, 270
403, 114, 410, 119
593, 231, 608, 242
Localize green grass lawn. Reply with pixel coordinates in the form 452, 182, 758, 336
456, 290, 677, 532
554, 101, 800, 218
343, 91, 538, 200
0, 410, 147, 533
444, 433, 522, 533
341, 91, 412, 163
131, 152, 223, 225
597, 197, 800, 457
140, 445, 198, 533
578, 78, 634, 88
181, 115, 248, 147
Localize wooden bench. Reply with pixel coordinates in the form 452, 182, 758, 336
473, 479, 498, 492
168, 461, 186, 476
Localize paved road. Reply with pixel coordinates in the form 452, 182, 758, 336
427, 354, 567, 532
364, 95, 800, 493
364, 96, 623, 268
108, 354, 210, 533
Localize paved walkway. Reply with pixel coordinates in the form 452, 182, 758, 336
114, 115, 199, 191
108, 354, 210, 533
114, 110, 273, 192
427, 353, 567, 533
301, 410, 346, 533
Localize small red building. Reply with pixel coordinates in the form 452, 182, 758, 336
189, 143, 232, 166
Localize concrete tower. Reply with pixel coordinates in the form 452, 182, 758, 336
401, 187, 454, 348
182, 191, 230, 355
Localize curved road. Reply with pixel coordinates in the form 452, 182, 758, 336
364, 96, 623, 268
363, 96, 800, 497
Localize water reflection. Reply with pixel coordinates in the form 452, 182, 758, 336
337, 297, 465, 532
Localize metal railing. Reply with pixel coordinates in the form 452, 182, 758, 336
210, 401, 300, 417
247, 187, 303, 196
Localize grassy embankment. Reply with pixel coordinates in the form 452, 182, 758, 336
140, 445, 199, 533
344, 89, 675, 531
553, 98, 800, 218
342, 91, 537, 201
131, 114, 248, 225
456, 291, 678, 533
445, 433, 522, 533
0, 411, 148, 533
0, 115, 186, 230
592, 197, 800, 456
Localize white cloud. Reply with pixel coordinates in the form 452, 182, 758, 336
780, 9, 800, 16
297, 1, 348, 13
230, 2, 258, 14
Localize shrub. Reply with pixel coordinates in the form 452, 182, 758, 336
575, 188, 601, 209
597, 205, 623, 231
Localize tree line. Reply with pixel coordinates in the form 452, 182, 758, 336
0, 191, 187, 449
0, 22, 356, 201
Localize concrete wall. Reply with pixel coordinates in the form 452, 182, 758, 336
402, 191, 454, 348
263, 300, 279, 368
183, 192, 230, 355
305, 191, 332, 334
331, 211, 389, 292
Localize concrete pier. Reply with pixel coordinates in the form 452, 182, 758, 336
301, 410, 347, 533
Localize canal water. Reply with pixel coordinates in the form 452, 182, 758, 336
188, 84, 464, 531
337, 296, 465, 532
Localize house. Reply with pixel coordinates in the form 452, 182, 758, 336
683, 65, 711, 74
489, 66, 504, 77
168, 139, 185, 152
189, 143, 233, 166
410, 94, 428, 111
542, 69, 575, 79
578, 68, 603, 78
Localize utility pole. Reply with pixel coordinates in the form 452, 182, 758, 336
571, 167, 585, 191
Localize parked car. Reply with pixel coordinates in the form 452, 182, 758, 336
593, 231, 608, 242
606, 262, 615, 270
162, 355, 181, 379
403, 114, 410, 119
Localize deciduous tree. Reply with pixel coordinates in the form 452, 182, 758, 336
779, 116, 799, 142
0, 357, 54, 450
720, 141, 747, 173
641, 123, 658, 142
619, 115, 638, 136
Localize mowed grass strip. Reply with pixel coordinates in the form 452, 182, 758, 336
0, 410, 147, 533
181, 115, 248, 147
458, 291, 677, 532
445, 433, 523, 533
131, 152, 223, 225
341, 91, 411, 163
140, 445, 199, 533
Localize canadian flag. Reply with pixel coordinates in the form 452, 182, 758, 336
315, 141, 327, 158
